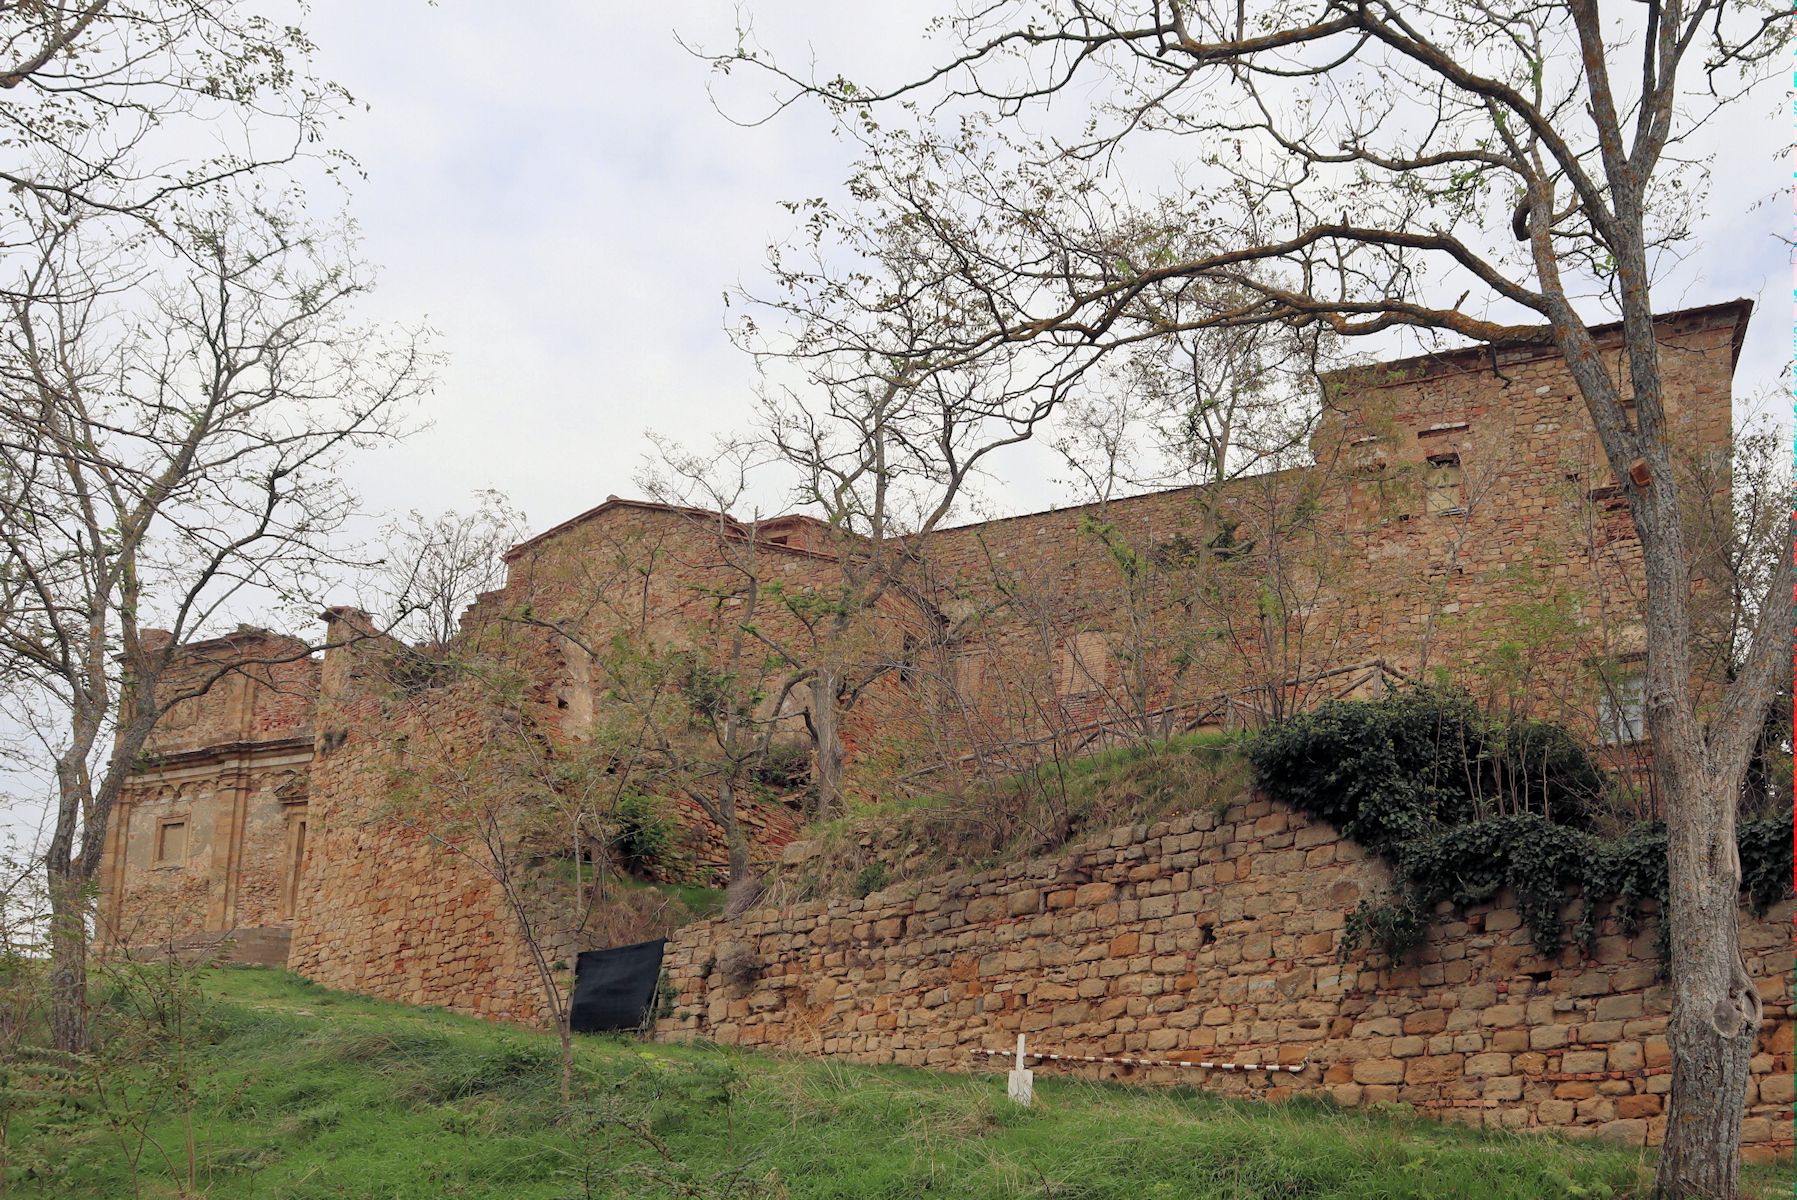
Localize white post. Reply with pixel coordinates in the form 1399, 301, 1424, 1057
1006, 1032, 1033, 1107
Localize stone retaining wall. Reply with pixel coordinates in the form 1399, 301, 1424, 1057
655, 795, 1793, 1157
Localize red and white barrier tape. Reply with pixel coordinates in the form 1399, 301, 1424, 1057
972, 1047, 1305, 1073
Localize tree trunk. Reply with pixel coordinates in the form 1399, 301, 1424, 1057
725, 824, 750, 886
47, 866, 89, 1053
809, 670, 845, 818
1653, 751, 1758, 1200
717, 762, 751, 888
558, 1015, 574, 1107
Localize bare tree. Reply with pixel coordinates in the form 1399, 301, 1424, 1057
714, 210, 1080, 816
379, 491, 530, 647
702, 3, 1792, 1192
636, 439, 824, 876
0, 197, 426, 1051
0, 1, 350, 254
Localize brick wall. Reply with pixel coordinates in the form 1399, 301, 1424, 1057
285, 639, 555, 1023
655, 792, 1792, 1155
901, 306, 1743, 766
284, 607, 804, 1022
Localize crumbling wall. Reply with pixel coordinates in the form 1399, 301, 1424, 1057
906, 306, 1743, 762
656, 793, 1791, 1156
284, 640, 554, 1024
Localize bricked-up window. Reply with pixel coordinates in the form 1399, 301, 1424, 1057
281, 812, 309, 919
1599, 662, 1647, 746
155, 819, 188, 866
1056, 631, 1111, 696
952, 650, 986, 697
1423, 454, 1464, 515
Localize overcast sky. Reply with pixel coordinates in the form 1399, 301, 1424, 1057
304, 1, 1792, 547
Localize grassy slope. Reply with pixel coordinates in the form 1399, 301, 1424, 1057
36, 968, 1785, 1200
794, 732, 1251, 901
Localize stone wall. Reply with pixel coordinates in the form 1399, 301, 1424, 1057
284, 610, 804, 1023
655, 793, 1792, 1156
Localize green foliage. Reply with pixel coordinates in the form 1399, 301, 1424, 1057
1244, 686, 1600, 842
1737, 813, 1794, 916
1342, 891, 1430, 962
1150, 520, 1257, 570
674, 658, 747, 725
852, 861, 889, 898
612, 794, 676, 874
37, 966, 1775, 1199
1250, 690, 1795, 962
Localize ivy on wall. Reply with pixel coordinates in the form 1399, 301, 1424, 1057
1246, 688, 1794, 962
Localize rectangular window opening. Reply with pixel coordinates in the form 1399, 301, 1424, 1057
282, 813, 309, 919
155, 819, 188, 866
1056, 631, 1111, 697
1424, 454, 1465, 515
1598, 665, 1647, 746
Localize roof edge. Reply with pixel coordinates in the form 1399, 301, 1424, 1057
1318, 298, 1754, 386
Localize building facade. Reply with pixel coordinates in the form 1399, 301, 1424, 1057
100, 302, 1753, 1014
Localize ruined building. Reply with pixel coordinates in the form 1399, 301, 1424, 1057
95, 304, 1788, 1151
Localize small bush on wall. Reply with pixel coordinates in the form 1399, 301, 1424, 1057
612, 794, 676, 875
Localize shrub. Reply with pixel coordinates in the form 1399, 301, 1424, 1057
751, 741, 813, 791
1249, 688, 1794, 962
852, 862, 889, 899
612, 794, 675, 874
713, 943, 763, 989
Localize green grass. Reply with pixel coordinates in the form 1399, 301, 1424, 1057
24, 966, 1784, 1199
796, 731, 1251, 899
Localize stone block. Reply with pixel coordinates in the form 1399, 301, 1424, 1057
1593, 993, 1643, 1022
1595, 1119, 1648, 1146
1404, 1055, 1464, 1084
1074, 882, 1117, 906
1402, 1009, 1447, 1035
1007, 889, 1042, 917
1353, 1059, 1406, 1085
1483, 1075, 1524, 1101
1606, 1042, 1643, 1072
1465, 1052, 1511, 1078
1529, 1025, 1571, 1050
1562, 1050, 1607, 1073
965, 896, 1006, 923
1489, 1029, 1529, 1053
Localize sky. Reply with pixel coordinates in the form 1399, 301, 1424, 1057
302, 1, 1013, 533
298, 1, 1792, 551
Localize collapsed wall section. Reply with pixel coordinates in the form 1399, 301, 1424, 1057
655, 795, 1792, 1155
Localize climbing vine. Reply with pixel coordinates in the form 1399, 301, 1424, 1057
1248, 688, 1794, 962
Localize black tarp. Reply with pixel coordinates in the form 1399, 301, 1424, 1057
570, 938, 667, 1033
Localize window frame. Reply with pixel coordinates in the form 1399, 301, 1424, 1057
1597, 658, 1648, 746
153, 816, 189, 867
1422, 452, 1466, 516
